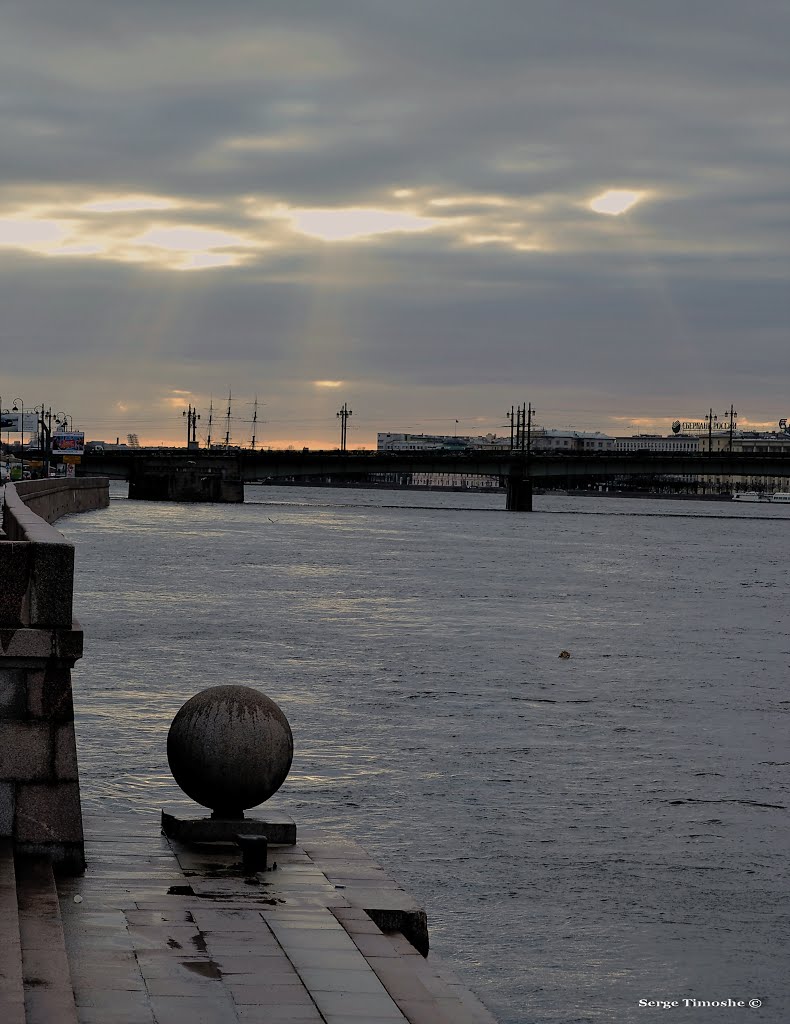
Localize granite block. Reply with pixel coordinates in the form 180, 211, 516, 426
55, 726, 80, 780
0, 669, 25, 717
23, 669, 46, 718
0, 628, 83, 662
28, 540, 74, 628
0, 722, 53, 781
0, 782, 14, 835
0, 544, 30, 627
15, 781, 84, 843
41, 666, 76, 721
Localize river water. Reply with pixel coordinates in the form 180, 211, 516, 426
58, 485, 790, 1024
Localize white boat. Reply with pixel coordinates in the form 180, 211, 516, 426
732, 491, 773, 502
771, 492, 790, 503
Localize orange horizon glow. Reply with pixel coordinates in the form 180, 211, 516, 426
129, 433, 375, 451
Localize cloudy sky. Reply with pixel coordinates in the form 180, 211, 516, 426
1, 0, 788, 447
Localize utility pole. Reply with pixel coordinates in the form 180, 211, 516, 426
206, 397, 214, 449
12, 399, 24, 477
182, 404, 200, 448
728, 404, 737, 451
224, 390, 233, 448
250, 396, 258, 450
508, 405, 514, 451
337, 403, 352, 452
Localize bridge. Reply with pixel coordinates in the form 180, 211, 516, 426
78, 448, 790, 510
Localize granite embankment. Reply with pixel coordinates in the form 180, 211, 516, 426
1, 479, 498, 1024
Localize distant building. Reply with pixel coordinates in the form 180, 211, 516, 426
377, 432, 510, 452
377, 429, 617, 452
532, 430, 615, 451
613, 434, 700, 453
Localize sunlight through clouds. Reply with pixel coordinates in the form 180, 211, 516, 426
0, 217, 72, 251
281, 205, 443, 241
134, 225, 250, 252
588, 189, 646, 215
79, 194, 184, 213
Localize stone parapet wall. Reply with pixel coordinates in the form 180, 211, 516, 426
0, 479, 108, 874
0, 654, 84, 872
10, 477, 110, 529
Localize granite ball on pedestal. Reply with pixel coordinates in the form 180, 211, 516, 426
167, 685, 293, 819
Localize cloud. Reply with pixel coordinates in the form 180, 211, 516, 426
1, 0, 789, 444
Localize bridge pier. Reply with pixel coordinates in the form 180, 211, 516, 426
128, 458, 243, 503
506, 473, 533, 511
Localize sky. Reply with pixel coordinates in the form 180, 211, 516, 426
1, 0, 788, 448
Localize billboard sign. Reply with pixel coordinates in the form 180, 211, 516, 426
51, 431, 85, 456
1, 411, 39, 433
671, 418, 734, 434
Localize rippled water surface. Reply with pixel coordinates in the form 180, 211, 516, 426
59, 485, 790, 1023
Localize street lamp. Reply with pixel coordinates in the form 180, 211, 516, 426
12, 399, 24, 477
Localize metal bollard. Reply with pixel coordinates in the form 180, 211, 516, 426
235, 833, 268, 873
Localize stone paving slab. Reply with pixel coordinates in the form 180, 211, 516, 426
0, 840, 25, 1024
15, 857, 80, 1024
54, 810, 496, 1023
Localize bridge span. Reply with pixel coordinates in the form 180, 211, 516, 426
78, 448, 790, 510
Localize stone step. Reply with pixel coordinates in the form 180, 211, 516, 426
0, 840, 25, 1024
333, 906, 498, 1024
15, 857, 78, 1024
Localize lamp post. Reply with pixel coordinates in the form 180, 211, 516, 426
706, 408, 719, 454
53, 412, 72, 475
12, 399, 24, 478
33, 404, 53, 478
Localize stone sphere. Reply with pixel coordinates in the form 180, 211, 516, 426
167, 685, 293, 817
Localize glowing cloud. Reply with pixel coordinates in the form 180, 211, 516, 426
430, 194, 507, 208
134, 225, 247, 252
282, 206, 442, 241
80, 194, 182, 213
313, 380, 344, 388
178, 252, 238, 271
222, 133, 312, 152
589, 189, 645, 216
0, 217, 70, 251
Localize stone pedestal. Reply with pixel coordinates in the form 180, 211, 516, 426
161, 807, 296, 845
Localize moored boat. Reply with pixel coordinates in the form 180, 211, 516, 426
733, 491, 772, 502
